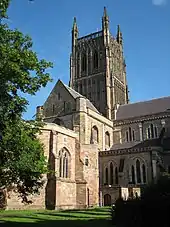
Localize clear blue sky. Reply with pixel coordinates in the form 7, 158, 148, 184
7, 0, 170, 120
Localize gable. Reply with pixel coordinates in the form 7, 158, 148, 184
43, 80, 76, 118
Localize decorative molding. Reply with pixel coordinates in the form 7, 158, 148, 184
114, 114, 170, 126
99, 147, 152, 157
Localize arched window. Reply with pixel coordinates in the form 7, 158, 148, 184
154, 126, 158, 138
110, 163, 114, 185
91, 126, 99, 144
126, 127, 135, 142
93, 50, 98, 69
126, 131, 128, 142
131, 165, 135, 184
136, 159, 141, 184
115, 167, 119, 185
150, 124, 154, 138
142, 164, 146, 183
132, 130, 135, 141
105, 168, 108, 185
59, 151, 62, 177
82, 53, 86, 72
105, 131, 110, 147
147, 124, 158, 139
129, 127, 132, 141
58, 148, 70, 178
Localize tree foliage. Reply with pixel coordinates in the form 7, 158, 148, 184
0, 0, 53, 204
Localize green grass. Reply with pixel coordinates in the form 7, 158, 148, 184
0, 207, 112, 227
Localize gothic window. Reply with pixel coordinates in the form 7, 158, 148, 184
154, 126, 158, 138
136, 159, 141, 184
105, 131, 110, 147
132, 130, 135, 141
105, 168, 108, 185
150, 124, 154, 138
93, 50, 98, 69
129, 127, 132, 141
110, 163, 114, 185
91, 126, 99, 144
82, 53, 86, 72
126, 127, 135, 142
147, 127, 151, 139
147, 124, 158, 139
58, 148, 70, 178
126, 131, 129, 142
115, 167, 119, 185
142, 164, 146, 183
131, 165, 135, 184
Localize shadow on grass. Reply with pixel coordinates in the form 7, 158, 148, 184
0, 218, 112, 227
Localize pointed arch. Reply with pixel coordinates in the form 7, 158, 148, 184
91, 125, 99, 144
105, 131, 110, 147
136, 159, 141, 183
104, 194, 111, 206
150, 123, 154, 138
110, 162, 114, 185
131, 165, 135, 184
142, 164, 146, 183
58, 148, 70, 178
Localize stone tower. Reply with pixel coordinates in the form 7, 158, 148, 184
69, 7, 129, 120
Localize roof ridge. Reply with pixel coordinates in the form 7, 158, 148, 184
119, 95, 170, 108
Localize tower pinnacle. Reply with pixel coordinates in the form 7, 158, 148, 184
117, 25, 123, 45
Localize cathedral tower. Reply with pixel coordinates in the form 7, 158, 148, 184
69, 7, 129, 120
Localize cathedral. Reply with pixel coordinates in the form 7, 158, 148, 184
6, 7, 170, 209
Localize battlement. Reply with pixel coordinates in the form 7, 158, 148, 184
77, 30, 103, 42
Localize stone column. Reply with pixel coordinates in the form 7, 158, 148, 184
102, 124, 105, 150
138, 123, 143, 141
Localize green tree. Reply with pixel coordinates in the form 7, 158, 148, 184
0, 0, 53, 203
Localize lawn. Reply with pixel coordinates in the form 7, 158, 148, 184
0, 207, 112, 227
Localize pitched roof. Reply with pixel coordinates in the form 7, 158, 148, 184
110, 139, 160, 151
116, 96, 170, 120
62, 82, 99, 113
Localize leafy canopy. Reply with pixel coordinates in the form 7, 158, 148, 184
0, 0, 53, 203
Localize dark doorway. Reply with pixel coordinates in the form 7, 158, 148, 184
104, 194, 111, 206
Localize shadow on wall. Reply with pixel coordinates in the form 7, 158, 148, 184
45, 131, 56, 210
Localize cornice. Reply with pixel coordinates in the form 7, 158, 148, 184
114, 113, 170, 126
99, 147, 153, 157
